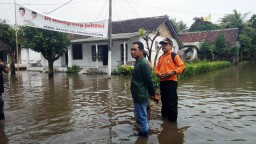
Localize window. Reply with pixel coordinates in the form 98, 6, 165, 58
72, 44, 83, 60
121, 44, 128, 63
91, 45, 103, 61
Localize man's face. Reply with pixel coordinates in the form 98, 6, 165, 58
19, 10, 25, 16
131, 44, 143, 59
161, 43, 172, 53
32, 13, 37, 19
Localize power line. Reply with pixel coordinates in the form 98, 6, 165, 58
119, 0, 225, 16
47, 0, 74, 14
0, 0, 102, 6
123, 0, 140, 18
113, 0, 124, 32
95, 0, 108, 20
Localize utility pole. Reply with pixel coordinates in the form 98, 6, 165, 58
107, 0, 112, 78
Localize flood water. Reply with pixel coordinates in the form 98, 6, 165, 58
0, 63, 256, 144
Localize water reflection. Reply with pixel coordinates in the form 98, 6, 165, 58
157, 120, 184, 144
0, 63, 255, 143
0, 121, 9, 144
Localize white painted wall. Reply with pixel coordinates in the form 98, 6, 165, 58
20, 48, 41, 65
20, 34, 180, 72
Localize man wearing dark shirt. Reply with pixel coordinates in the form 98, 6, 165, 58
0, 58, 9, 120
130, 41, 156, 137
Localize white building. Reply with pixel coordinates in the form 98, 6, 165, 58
20, 15, 183, 73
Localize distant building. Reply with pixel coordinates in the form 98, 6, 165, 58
179, 28, 239, 62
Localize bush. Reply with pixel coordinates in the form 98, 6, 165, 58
66, 65, 80, 74
112, 65, 134, 75
180, 61, 231, 78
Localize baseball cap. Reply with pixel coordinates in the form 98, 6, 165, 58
159, 38, 173, 45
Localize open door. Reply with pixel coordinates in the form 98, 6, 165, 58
100, 45, 108, 65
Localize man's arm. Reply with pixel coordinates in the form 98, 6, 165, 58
142, 62, 155, 96
0, 62, 10, 73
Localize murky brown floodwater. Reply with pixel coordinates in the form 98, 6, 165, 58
0, 63, 255, 144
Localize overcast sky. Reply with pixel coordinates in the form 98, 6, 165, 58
1, 0, 256, 27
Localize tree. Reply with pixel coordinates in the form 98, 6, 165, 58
219, 9, 250, 33
249, 14, 256, 28
247, 15, 256, 62
189, 17, 219, 32
138, 28, 160, 69
170, 18, 188, 33
20, 27, 70, 77
0, 19, 18, 76
239, 34, 252, 61
230, 43, 239, 64
215, 33, 226, 60
200, 41, 215, 61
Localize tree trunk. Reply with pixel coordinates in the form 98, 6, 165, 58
8, 52, 16, 76
153, 46, 161, 70
48, 60, 54, 77
211, 52, 215, 61
240, 51, 243, 61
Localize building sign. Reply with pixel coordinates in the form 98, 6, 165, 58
16, 4, 108, 38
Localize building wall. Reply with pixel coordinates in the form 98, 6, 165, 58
19, 35, 180, 72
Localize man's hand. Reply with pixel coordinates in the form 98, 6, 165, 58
157, 71, 176, 79
150, 93, 161, 104
0, 62, 6, 68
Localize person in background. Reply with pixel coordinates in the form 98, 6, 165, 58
155, 38, 185, 122
31, 11, 37, 19
0, 58, 9, 120
130, 41, 156, 137
19, 7, 25, 17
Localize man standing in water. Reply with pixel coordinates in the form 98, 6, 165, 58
0, 58, 9, 120
155, 38, 185, 122
130, 41, 156, 137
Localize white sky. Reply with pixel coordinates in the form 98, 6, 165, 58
1, 0, 256, 27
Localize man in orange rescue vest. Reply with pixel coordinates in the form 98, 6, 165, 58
155, 38, 185, 122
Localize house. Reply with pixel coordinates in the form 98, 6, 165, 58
22, 15, 182, 73
179, 28, 239, 62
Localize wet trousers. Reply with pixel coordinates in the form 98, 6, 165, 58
0, 94, 4, 120
160, 80, 178, 122
134, 101, 149, 136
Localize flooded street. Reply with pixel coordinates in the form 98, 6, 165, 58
0, 63, 256, 144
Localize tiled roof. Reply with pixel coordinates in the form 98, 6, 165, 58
70, 15, 183, 47
112, 15, 168, 34
70, 15, 168, 40
179, 28, 238, 48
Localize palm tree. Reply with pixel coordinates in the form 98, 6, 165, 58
220, 9, 250, 33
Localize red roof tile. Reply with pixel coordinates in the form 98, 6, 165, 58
179, 28, 238, 48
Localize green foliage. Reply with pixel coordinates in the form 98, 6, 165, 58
230, 43, 239, 56
215, 33, 226, 59
170, 18, 188, 33
200, 41, 216, 60
239, 34, 252, 55
0, 20, 17, 51
66, 65, 80, 74
112, 65, 134, 75
138, 28, 146, 37
219, 9, 249, 33
249, 14, 256, 28
19, 27, 70, 61
152, 71, 160, 88
189, 17, 219, 32
180, 61, 231, 78
0, 19, 20, 75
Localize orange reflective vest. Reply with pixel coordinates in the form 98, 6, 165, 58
155, 51, 185, 82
